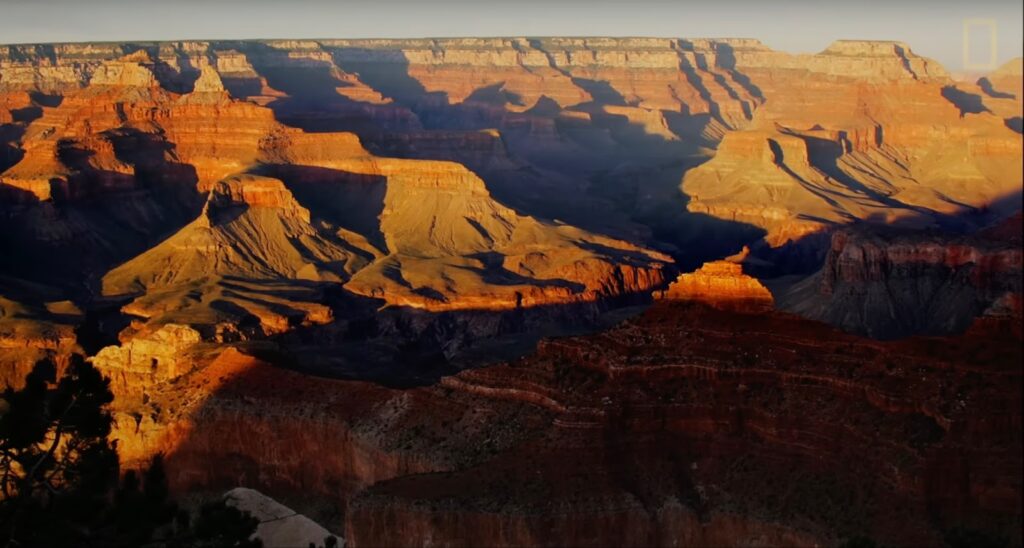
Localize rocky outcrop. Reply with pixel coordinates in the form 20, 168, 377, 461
190, 64, 228, 95
87, 52, 162, 88
778, 217, 1023, 338
223, 488, 341, 548
0, 294, 81, 389
100, 175, 347, 337
336, 157, 671, 312
203, 174, 312, 221
90, 323, 201, 399
657, 248, 773, 310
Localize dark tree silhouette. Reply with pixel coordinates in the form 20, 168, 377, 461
189, 500, 262, 548
0, 356, 261, 548
0, 355, 119, 546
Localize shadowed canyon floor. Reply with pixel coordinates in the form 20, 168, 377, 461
1, 37, 1022, 546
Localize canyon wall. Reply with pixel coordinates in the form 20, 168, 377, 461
88, 299, 1021, 547
3, 39, 1018, 256
778, 214, 1023, 338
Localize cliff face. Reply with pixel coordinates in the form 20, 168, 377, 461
346, 301, 1020, 547
682, 85, 1020, 246
4, 38, 1015, 258
92, 301, 1020, 547
1, 44, 671, 345
3, 38, 1017, 273
0, 294, 81, 389
90, 323, 201, 395
99, 346, 557, 521
778, 215, 1023, 338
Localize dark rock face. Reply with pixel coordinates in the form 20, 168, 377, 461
342, 303, 1021, 547
778, 216, 1023, 339
96, 302, 1020, 547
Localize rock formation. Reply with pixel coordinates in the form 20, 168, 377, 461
777, 214, 1023, 338
99, 175, 350, 337
223, 487, 341, 548
90, 323, 201, 398
3, 38, 1018, 258
94, 300, 1020, 548
0, 292, 81, 389
657, 247, 773, 310
681, 52, 1021, 245
1, 44, 671, 341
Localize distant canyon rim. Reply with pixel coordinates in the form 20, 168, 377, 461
1, 37, 1021, 547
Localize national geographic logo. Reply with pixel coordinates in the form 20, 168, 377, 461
962, 18, 998, 71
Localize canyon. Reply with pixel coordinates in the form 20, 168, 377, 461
1, 37, 1021, 546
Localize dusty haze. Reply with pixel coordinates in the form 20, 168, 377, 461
1, 0, 1022, 71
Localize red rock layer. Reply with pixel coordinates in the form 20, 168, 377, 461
3, 38, 1017, 262
820, 229, 1023, 296
776, 221, 1024, 337
1, 48, 670, 336
346, 303, 1021, 547
94, 300, 1021, 547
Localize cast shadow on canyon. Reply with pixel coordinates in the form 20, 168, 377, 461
222, 45, 767, 267
136, 299, 1022, 547
258, 163, 389, 255
0, 131, 204, 297
0, 141, 25, 174
977, 77, 1016, 100
248, 290, 659, 388
224, 47, 769, 271
121, 43, 202, 93
749, 187, 1023, 281
940, 85, 991, 117
0, 94, 53, 172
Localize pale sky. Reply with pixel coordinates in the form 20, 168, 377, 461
0, 0, 1021, 72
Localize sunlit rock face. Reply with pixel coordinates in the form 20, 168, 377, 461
0, 296, 81, 389
91, 323, 202, 398
2, 40, 1019, 267
657, 247, 774, 311
1, 37, 1021, 548
0, 43, 673, 343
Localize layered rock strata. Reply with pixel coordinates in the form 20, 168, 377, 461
93, 301, 1020, 547
778, 214, 1023, 338
657, 247, 773, 310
